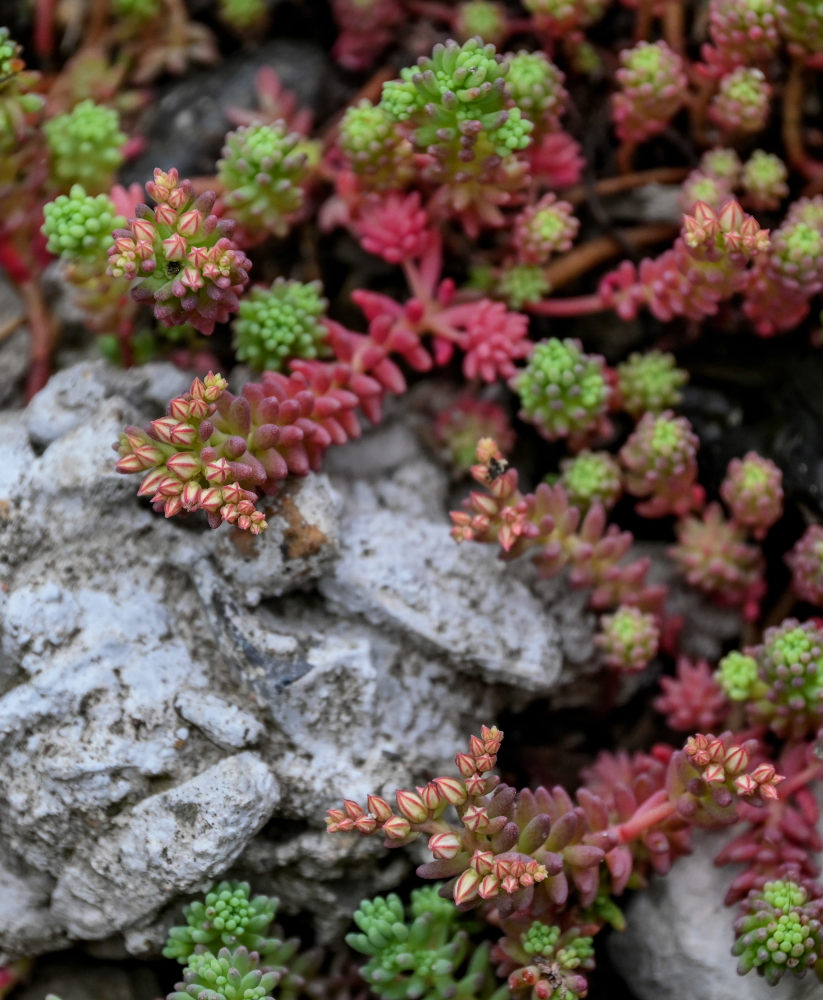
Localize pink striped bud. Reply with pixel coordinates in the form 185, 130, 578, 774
343, 799, 364, 819
464, 773, 488, 796
168, 397, 192, 421
178, 209, 203, 237
325, 808, 345, 830
382, 815, 412, 840
150, 416, 178, 443
419, 782, 443, 811
189, 245, 210, 268
707, 738, 726, 763
477, 874, 500, 899
168, 423, 197, 446
203, 372, 228, 397
500, 874, 519, 894
199, 487, 223, 512
221, 503, 238, 523
432, 777, 468, 805
162, 233, 188, 260
116, 453, 150, 473
455, 753, 477, 777
181, 482, 202, 510
205, 458, 232, 485
166, 452, 202, 480
367, 795, 394, 823
733, 774, 758, 796
723, 745, 750, 775
132, 218, 156, 244
168, 186, 188, 210
396, 789, 428, 824
461, 805, 489, 832
188, 397, 210, 420
154, 203, 177, 226
474, 752, 496, 773
428, 832, 461, 859
164, 495, 183, 518
178, 266, 202, 292
453, 868, 480, 906
354, 814, 378, 834
469, 850, 495, 875
481, 725, 503, 751
137, 468, 168, 497
156, 476, 183, 497
469, 735, 485, 756
222, 482, 250, 504
703, 763, 726, 784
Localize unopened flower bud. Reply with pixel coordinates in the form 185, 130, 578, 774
477, 874, 500, 899
367, 795, 394, 823
343, 799, 365, 819
453, 867, 480, 906
354, 814, 378, 834
429, 832, 462, 859
382, 815, 412, 840
462, 804, 489, 831
455, 753, 477, 777
433, 776, 468, 805
469, 849, 495, 875
396, 789, 429, 823
166, 452, 202, 480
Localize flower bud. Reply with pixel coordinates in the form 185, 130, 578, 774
166, 452, 202, 480
477, 874, 500, 899
367, 795, 394, 823
455, 752, 477, 777
382, 815, 412, 840
169, 422, 197, 446
453, 867, 480, 906
469, 849, 495, 875
432, 777, 468, 805
343, 799, 365, 819
429, 832, 461, 859
462, 804, 489, 832
396, 789, 429, 824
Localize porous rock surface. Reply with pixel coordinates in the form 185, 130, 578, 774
609, 831, 821, 1000
0, 361, 599, 959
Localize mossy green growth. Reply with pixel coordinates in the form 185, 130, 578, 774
514, 338, 609, 440
616, 350, 687, 418
233, 279, 328, 372
558, 450, 622, 512
113, 0, 161, 19
44, 99, 126, 193
164, 882, 279, 963
0, 27, 44, 141
455, 1, 507, 44
340, 100, 402, 180
218, 123, 308, 236
219, 0, 268, 30
379, 38, 532, 160
742, 150, 788, 209
497, 264, 550, 309
504, 51, 566, 123
733, 879, 823, 984
41, 185, 124, 262
168, 946, 279, 1000
346, 887, 499, 1000
717, 650, 759, 701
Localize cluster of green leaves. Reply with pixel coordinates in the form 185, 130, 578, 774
162, 882, 320, 1000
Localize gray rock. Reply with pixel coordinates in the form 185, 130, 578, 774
609, 833, 822, 1000
51, 754, 280, 939
0, 360, 602, 956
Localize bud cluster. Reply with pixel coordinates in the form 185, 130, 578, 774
107, 168, 252, 335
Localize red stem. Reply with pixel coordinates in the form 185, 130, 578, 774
525, 293, 606, 317
34, 0, 57, 60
